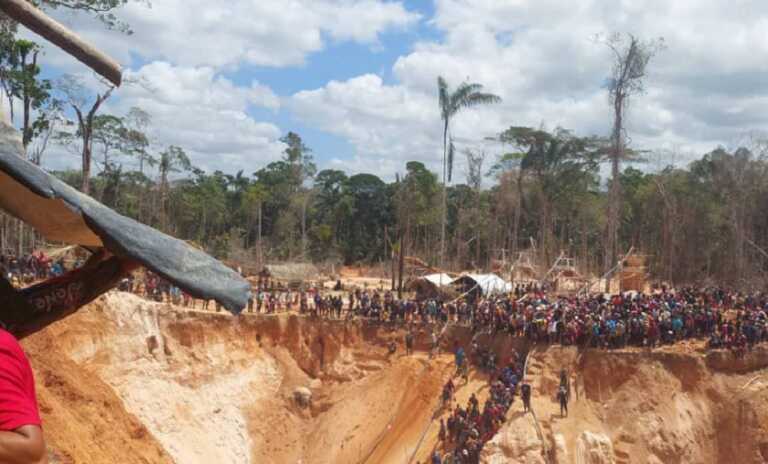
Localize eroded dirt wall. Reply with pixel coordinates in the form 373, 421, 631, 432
23, 328, 172, 464
482, 344, 768, 464
24, 292, 768, 464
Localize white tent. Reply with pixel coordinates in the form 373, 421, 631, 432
422, 273, 454, 287
457, 273, 513, 295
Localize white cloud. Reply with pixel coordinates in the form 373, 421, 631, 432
124, 62, 280, 111
21, 1, 419, 175
291, 74, 445, 174
31, 0, 420, 70
19, 0, 768, 179
32, 62, 286, 175
109, 62, 285, 173
291, 0, 768, 179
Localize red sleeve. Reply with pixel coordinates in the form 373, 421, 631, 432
0, 330, 41, 430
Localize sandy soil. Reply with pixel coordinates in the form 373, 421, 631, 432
23, 313, 172, 463
21, 292, 768, 464
482, 344, 768, 464
27, 293, 468, 463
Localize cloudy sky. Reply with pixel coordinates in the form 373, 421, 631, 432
20, 0, 768, 180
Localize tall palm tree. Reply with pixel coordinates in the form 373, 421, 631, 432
437, 76, 501, 269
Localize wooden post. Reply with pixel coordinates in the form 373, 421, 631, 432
397, 220, 407, 299
0, 0, 122, 86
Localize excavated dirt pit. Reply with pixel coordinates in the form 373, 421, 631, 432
484, 345, 768, 464
21, 292, 768, 464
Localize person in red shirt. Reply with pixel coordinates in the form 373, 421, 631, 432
0, 329, 46, 464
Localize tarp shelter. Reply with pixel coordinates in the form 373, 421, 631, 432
406, 273, 453, 300
510, 251, 539, 284
261, 263, 319, 288
454, 273, 512, 298
0, 122, 250, 338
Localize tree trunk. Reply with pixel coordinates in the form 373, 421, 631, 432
397, 219, 407, 299
245, 209, 253, 250
581, 219, 589, 276
257, 202, 263, 267
160, 170, 169, 231
513, 169, 524, 256
21, 52, 35, 149
475, 190, 482, 268
76, 88, 113, 195
440, 118, 449, 270
301, 194, 307, 258
137, 155, 146, 222
605, 94, 624, 290
81, 132, 92, 194
390, 249, 396, 291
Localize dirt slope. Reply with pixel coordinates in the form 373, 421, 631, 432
482, 344, 768, 464
29, 293, 473, 463
23, 326, 172, 464
23, 293, 768, 464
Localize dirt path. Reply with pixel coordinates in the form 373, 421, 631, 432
361, 354, 454, 464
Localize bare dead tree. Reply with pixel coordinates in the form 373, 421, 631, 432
599, 32, 664, 281
465, 148, 485, 266
28, 98, 64, 165
56, 74, 114, 194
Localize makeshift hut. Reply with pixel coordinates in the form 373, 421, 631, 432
510, 251, 539, 284
620, 253, 649, 292
542, 254, 588, 293
453, 273, 512, 300
406, 273, 453, 300
260, 263, 320, 289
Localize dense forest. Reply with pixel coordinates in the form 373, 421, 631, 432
2, 2, 768, 287
9, 127, 768, 288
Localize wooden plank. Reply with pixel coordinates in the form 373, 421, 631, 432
0, 0, 122, 86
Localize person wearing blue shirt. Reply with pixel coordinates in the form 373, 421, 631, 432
455, 346, 465, 369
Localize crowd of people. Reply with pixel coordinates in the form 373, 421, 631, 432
254, 285, 767, 356
5, 248, 767, 359
118, 272, 768, 357
430, 346, 529, 464
0, 251, 72, 285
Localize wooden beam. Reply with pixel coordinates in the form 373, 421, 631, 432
0, 0, 122, 86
